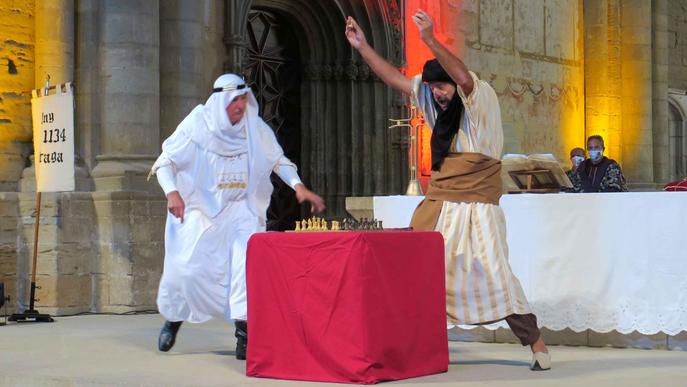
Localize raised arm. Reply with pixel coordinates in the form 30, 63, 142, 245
345, 16, 412, 95
411, 9, 474, 96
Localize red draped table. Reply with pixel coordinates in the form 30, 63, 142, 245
245, 231, 448, 384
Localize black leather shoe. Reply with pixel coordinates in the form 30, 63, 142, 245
234, 320, 247, 360
158, 320, 182, 352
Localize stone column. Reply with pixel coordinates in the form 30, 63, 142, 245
160, 0, 224, 141
652, 0, 670, 184
75, 0, 101, 172
584, 0, 622, 161
88, 0, 166, 313
90, 0, 160, 192
620, 0, 655, 187
0, 1, 34, 191
584, 0, 655, 188
34, 0, 74, 88
223, 0, 252, 74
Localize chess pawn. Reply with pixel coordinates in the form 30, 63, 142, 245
307, 219, 312, 231
295, 220, 301, 231
323, 220, 328, 231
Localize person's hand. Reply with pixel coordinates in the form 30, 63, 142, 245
412, 9, 435, 43
166, 191, 185, 223
345, 16, 367, 50
294, 184, 326, 213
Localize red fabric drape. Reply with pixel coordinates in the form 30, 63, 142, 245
246, 231, 448, 384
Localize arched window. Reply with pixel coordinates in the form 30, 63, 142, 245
669, 102, 686, 180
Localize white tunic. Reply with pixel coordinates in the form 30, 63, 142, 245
412, 71, 532, 325
157, 152, 257, 322
152, 81, 302, 323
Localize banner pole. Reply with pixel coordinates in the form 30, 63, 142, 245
9, 76, 54, 323
28, 191, 42, 312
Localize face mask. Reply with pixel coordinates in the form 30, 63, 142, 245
589, 150, 603, 161
572, 155, 584, 167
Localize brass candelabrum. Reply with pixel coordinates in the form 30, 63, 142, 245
389, 104, 424, 196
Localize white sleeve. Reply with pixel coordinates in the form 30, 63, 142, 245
273, 156, 302, 190
156, 164, 178, 195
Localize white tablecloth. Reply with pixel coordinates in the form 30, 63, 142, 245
373, 192, 687, 334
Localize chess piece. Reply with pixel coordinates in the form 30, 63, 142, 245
295, 220, 301, 231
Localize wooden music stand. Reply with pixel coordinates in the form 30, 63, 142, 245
508, 169, 561, 193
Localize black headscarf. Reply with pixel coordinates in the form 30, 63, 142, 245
422, 59, 464, 171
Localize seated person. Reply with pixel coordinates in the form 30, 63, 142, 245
565, 147, 585, 192
574, 135, 628, 192
664, 178, 687, 191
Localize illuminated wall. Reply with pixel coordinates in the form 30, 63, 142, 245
404, 0, 586, 190
0, 0, 34, 190
404, 0, 461, 187
584, 0, 655, 185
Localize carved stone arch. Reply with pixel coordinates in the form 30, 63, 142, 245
253, 0, 344, 61
223, 0, 253, 73
667, 92, 687, 180
224, 0, 406, 218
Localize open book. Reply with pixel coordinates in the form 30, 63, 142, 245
500, 153, 573, 192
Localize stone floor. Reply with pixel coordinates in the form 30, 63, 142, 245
0, 314, 686, 387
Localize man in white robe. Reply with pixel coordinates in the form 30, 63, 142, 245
150, 74, 325, 359
345, 10, 551, 370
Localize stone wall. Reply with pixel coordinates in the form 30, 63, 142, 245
0, 193, 20, 314
668, 0, 687, 91
160, 0, 225, 141
459, 0, 586, 164
18, 192, 93, 315
92, 191, 166, 313
0, 191, 165, 315
0, 0, 34, 191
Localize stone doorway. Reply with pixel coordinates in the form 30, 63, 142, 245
244, 8, 302, 231
224, 0, 407, 217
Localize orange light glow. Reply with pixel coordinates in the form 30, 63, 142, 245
404, 0, 460, 191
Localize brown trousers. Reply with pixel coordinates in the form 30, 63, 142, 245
504, 313, 541, 346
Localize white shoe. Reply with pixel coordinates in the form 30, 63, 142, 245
530, 352, 551, 371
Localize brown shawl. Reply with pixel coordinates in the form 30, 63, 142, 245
410, 153, 502, 231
